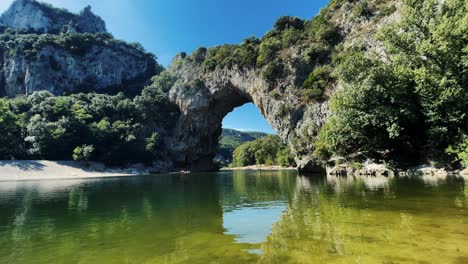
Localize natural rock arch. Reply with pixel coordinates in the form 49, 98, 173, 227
166, 53, 329, 172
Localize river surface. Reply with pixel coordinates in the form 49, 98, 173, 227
0, 171, 467, 264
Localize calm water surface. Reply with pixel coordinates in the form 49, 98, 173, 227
0, 171, 467, 263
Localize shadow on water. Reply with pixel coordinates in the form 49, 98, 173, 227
0, 171, 466, 263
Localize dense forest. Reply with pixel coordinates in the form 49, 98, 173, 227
0, 72, 179, 165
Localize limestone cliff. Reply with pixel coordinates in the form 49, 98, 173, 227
0, 33, 158, 97
165, 0, 401, 172
0, 0, 158, 97
0, 0, 106, 34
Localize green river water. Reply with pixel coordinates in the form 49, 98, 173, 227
0, 171, 467, 263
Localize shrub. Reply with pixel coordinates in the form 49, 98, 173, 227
189, 47, 207, 63
352, 0, 373, 19
282, 28, 302, 48
263, 63, 284, 81
379, 4, 396, 16
446, 137, 468, 168
257, 37, 282, 65
302, 65, 334, 101
274, 16, 305, 31
307, 12, 341, 45
73, 145, 94, 161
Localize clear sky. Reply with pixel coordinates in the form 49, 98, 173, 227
0, 0, 329, 133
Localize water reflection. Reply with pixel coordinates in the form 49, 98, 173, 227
0, 172, 467, 264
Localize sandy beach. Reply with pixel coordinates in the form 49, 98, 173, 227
0, 160, 140, 181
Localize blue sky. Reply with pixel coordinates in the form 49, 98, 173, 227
0, 0, 329, 133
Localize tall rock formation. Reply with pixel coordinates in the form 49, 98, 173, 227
0, 0, 158, 97
0, 0, 106, 34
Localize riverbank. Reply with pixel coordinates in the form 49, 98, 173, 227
221, 165, 297, 171
328, 163, 468, 178
0, 160, 155, 181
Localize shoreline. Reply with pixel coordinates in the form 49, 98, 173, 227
1, 161, 466, 182
221, 165, 297, 171
0, 160, 152, 182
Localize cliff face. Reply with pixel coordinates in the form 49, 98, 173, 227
0, 0, 106, 34
0, 0, 157, 97
0, 34, 157, 96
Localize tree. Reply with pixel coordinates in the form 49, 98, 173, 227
73, 145, 94, 161
314, 52, 422, 165
0, 99, 23, 159
274, 16, 305, 31
232, 135, 296, 167
381, 0, 468, 163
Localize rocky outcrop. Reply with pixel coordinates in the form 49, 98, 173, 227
0, 0, 157, 97
0, 0, 106, 34
0, 36, 157, 96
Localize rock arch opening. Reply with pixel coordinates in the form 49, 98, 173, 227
168, 82, 263, 171
216, 103, 276, 166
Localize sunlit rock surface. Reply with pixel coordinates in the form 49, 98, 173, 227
0, 0, 106, 34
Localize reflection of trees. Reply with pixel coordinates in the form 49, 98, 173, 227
217, 170, 296, 210
0, 175, 255, 263
0, 172, 466, 263
258, 174, 468, 263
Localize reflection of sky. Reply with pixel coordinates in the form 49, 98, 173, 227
223, 202, 286, 244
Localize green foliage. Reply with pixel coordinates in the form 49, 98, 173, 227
446, 137, 468, 168
218, 129, 268, 164
379, 4, 397, 16
381, 0, 468, 161
257, 37, 282, 66
0, 99, 23, 159
202, 37, 259, 71
189, 47, 207, 63
134, 71, 180, 123
263, 63, 284, 81
314, 52, 422, 164
0, 79, 179, 164
314, 0, 467, 167
302, 65, 334, 101
73, 145, 94, 161
274, 16, 305, 31
282, 29, 303, 48
232, 135, 296, 167
352, 1, 373, 19
307, 10, 341, 45
146, 132, 161, 153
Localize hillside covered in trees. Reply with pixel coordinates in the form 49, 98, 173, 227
231, 135, 296, 167
216, 129, 268, 165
